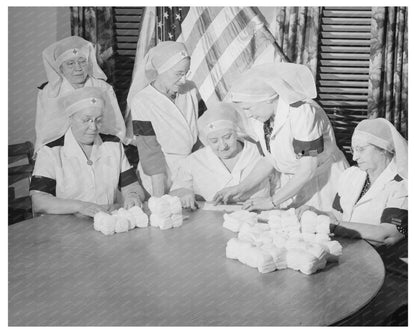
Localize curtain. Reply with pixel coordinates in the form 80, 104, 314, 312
272, 7, 322, 78
368, 7, 408, 138
70, 7, 116, 86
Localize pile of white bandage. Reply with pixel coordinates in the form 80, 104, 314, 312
93, 195, 183, 235
93, 206, 149, 236
225, 209, 342, 275
148, 195, 183, 230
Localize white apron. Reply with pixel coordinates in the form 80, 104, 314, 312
171, 141, 270, 201
32, 128, 132, 205
131, 84, 199, 194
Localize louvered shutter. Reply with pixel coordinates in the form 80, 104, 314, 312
317, 7, 372, 162
113, 7, 144, 112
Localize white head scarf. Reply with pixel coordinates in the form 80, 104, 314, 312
127, 41, 190, 107
59, 86, 125, 139
197, 102, 246, 147
352, 118, 408, 179
42, 36, 107, 98
229, 63, 317, 105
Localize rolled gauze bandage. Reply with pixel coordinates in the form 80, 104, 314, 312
305, 242, 328, 261
285, 239, 307, 250
162, 195, 182, 215
128, 206, 149, 228
272, 233, 287, 248
115, 216, 129, 233
281, 214, 300, 230
148, 197, 171, 218
240, 246, 262, 268
116, 208, 136, 230
300, 210, 318, 233
223, 215, 242, 232
286, 249, 320, 275
94, 212, 117, 235
171, 214, 183, 228
226, 238, 252, 260
319, 240, 343, 262
261, 244, 287, 270
302, 232, 316, 243
268, 215, 283, 230
93, 211, 108, 232
257, 249, 277, 273
316, 215, 331, 234
150, 215, 172, 229
101, 215, 117, 236
315, 233, 331, 242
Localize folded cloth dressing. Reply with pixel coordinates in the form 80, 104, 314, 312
148, 195, 184, 230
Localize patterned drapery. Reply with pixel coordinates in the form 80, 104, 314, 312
368, 7, 408, 138
272, 7, 322, 78
70, 7, 116, 86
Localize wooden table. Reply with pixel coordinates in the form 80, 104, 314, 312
9, 210, 385, 326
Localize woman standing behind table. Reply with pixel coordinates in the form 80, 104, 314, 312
170, 103, 271, 209
30, 87, 144, 217
127, 41, 202, 197
35, 36, 126, 154
298, 118, 407, 247
214, 63, 349, 211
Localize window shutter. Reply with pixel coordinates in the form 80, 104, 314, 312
317, 7, 372, 161
113, 7, 144, 112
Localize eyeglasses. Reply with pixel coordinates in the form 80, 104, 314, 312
63, 58, 88, 69
351, 145, 371, 154
73, 117, 103, 126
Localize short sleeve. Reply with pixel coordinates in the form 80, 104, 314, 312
170, 158, 194, 192
29, 147, 57, 195
290, 103, 324, 157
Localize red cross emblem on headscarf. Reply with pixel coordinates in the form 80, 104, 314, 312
72, 48, 78, 55
209, 124, 215, 129
91, 98, 97, 104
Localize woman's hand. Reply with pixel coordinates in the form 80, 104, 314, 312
124, 196, 143, 209
213, 185, 243, 205
242, 197, 274, 212
180, 192, 199, 211
77, 202, 108, 217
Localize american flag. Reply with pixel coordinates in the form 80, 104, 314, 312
132, 6, 287, 107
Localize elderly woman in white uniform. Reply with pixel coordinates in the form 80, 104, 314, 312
170, 103, 271, 209
127, 41, 202, 198
30, 87, 145, 217
299, 118, 407, 246
35, 36, 126, 154
214, 63, 348, 211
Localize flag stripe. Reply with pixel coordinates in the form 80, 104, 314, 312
187, 7, 274, 103
186, 8, 257, 95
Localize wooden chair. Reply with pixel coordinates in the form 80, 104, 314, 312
8, 141, 34, 225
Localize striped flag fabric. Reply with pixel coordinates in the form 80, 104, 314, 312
131, 6, 287, 107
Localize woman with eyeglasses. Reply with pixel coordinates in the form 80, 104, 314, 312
30, 87, 145, 217
297, 118, 408, 246
35, 36, 126, 155
213, 63, 349, 212
127, 41, 203, 197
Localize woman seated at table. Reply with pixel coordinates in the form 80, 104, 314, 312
30, 87, 145, 217
298, 118, 407, 247
35, 36, 127, 154
170, 103, 271, 209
